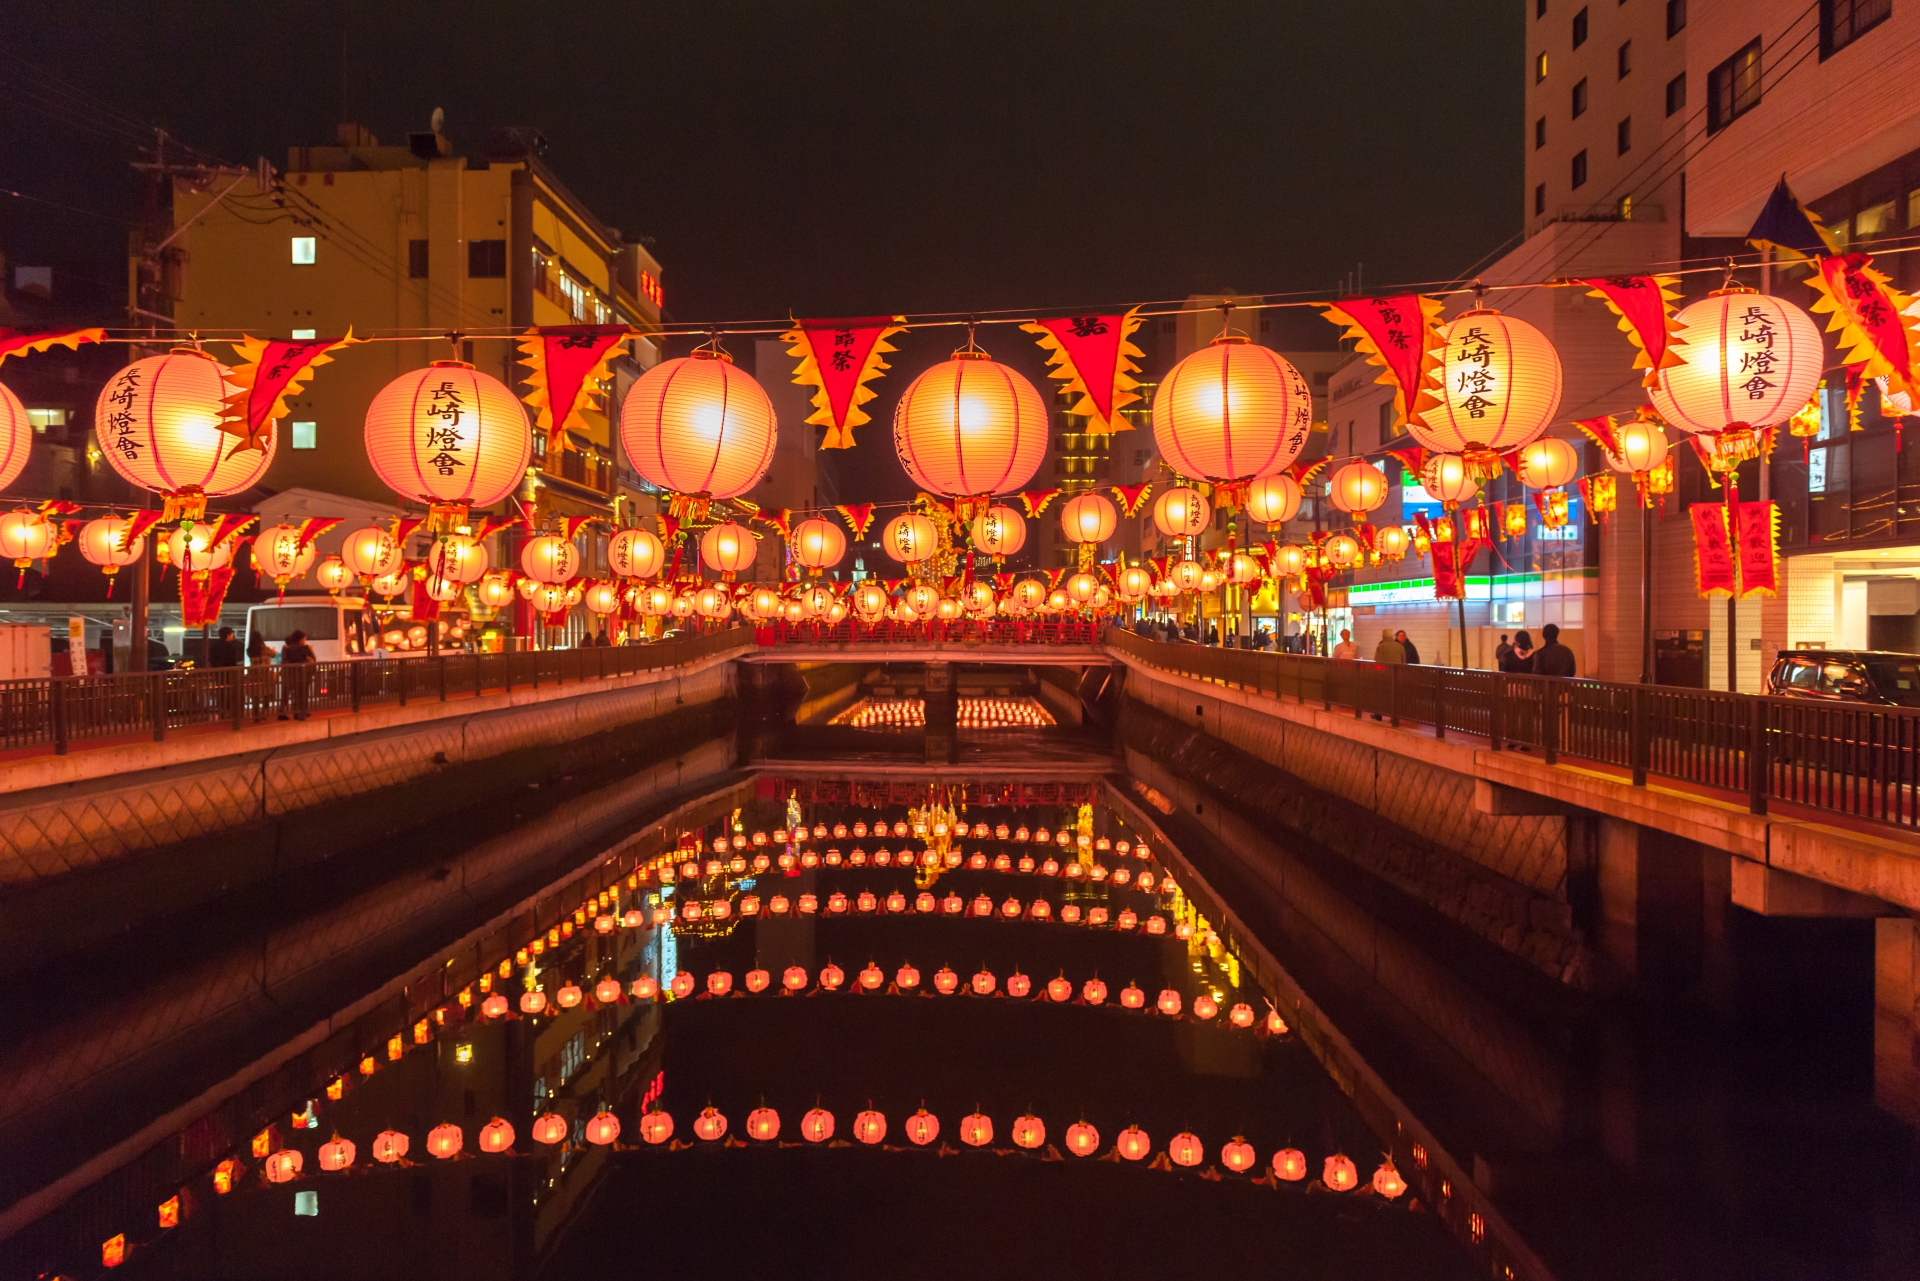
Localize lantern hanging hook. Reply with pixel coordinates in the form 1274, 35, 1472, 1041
1721, 257, 1738, 291
958, 317, 983, 356
1471, 280, 1487, 311
695, 328, 730, 359
445, 331, 463, 360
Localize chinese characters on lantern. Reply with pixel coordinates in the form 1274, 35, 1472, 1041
424, 380, 467, 476
1737, 304, 1777, 404
1452, 325, 1496, 420
103, 366, 143, 464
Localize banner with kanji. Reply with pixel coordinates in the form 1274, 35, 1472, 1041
1579, 276, 1684, 389
1021, 309, 1145, 432
0, 326, 105, 365
1319, 294, 1444, 430
516, 325, 632, 452
1805, 254, 1920, 404
1734, 500, 1780, 598
1430, 538, 1481, 600
181, 567, 237, 627
1690, 504, 1737, 597
222, 333, 358, 454
784, 317, 906, 449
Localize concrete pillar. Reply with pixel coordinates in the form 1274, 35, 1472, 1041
1597, 818, 1704, 996
1877, 915, 1920, 1128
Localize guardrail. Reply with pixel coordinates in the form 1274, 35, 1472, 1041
755, 620, 1101, 646
0, 627, 751, 758
1106, 627, 1920, 830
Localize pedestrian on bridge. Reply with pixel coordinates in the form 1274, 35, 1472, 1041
1374, 628, 1406, 665
1331, 629, 1358, 661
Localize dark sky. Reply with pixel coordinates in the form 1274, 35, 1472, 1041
1, 0, 1523, 326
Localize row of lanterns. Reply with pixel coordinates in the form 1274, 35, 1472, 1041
551, 965, 1235, 1014
689, 820, 1145, 853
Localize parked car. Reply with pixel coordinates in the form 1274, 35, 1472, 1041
1766, 649, 1920, 708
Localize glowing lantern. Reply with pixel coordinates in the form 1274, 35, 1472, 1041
619, 350, 777, 502
707, 970, 734, 997
905, 1109, 939, 1145
1272, 544, 1307, 576
1328, 460, 1389, 520
1652, 290, 1822, 446
423, 533, 486, 589
1170, 559, 1205, 592
481, 993, 509, 1019
1246, 472, 1303, 528
583, 581, 621, 615
1515, 436, 1580, 489
1323, 1154, 1359, 1191
970, 968, 997, 995
608, 526, 665, 578
630, 975, 660, 1001
1373, 1159, 1408, 1198
1168, 1132, 1204, 1167
1152, 486, 1210, 537
1117, 1126, 1152, 1161
960, 1113, 994, 1147
555, 982, 583, 1009
519, 990, 548, 1016
792, 516, 846, 572
1006, 971, 1032, 997
893, 346, 1048, 499
694, 585, 732, 619
427, 1123, 464, 1159
637, 584, 674, 616
1153, 335, 1311, 481
252, 523, 316, 586
1419, 453, 1479, 506
372, 1131, 409, 1163
364, 361, 530, 518
318, 1136, 356, 1170
264, 1149, 303, 1183
800, 1108, 835, 1142
584, 1111, 621, 1146
0, 510, 54, 575
1272, 1148, 1307, 1181
1010, 1114, 1046, 1150
881, 512, 938, 563
0, 382, 27, 491
1065, 1121, 1100, 1157
1606, 416, 1670, 474
699, 521, 757, 576
314, 555, 354, 594
94, 350, 276, 518
1156, 989, 1183, 1017
1229, 1002, 1256, 1028
896, 965, 920, 989
531, 1113, 568, 1145
670, 971, 695, 999
853, 582, 888, 617
853, 1109, 887, 1144
1415, 310, 1563, 471
1117, 565, 1151, 599
746, 1107, 781, 1141
639, 1112, 672, 1145
521, 533, 580, 584
1227, 553, 1261, 585
478, 1118, 514, 1153
342, 525, 404, 580
745, 968, 770, 993
693, 1107, 728, 1142
1193, 993, 1219, 1020
782, 965, 808, 992
934, 967, 960, 994
1059, 491, 1117, 545
1374, 524, 1410, 561
969, 503, 1027, 557
159, 523, 231, 573
818, 963, 844, 990
1066, 572, 1100, 604
1323, 532, 1361, 568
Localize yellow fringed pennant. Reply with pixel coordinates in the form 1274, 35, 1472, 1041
1578, 276, 1686, 389
221, 330, 359, 454
1318, 295, 1445, 431
515, 326, 633, 453
1020, 308, 1146, 432
784, 317, 907, 449
1805, 255, 1920, 400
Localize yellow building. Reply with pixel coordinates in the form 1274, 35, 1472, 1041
168, 124, 664, 541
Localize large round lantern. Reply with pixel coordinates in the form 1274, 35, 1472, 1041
342, 525, 403, 580
1066, 572, 1100, 604
3, 512, 65, 572
1168, 1132, 1204, 1168
1013, 578, 1046, 610
584, 1111, 621, 1146
970, 504, 1026, 557
1272, 543, 1307, 576
1059, 492, 1117, 545
892, 347, 1047, 500
77, 515, 146, 582
853, 582, 888, 618
1652, 290, 1822, 445
315, 555, 354, 593
694, 585, 731, 619
1419, 453, 1479, 507
521, 533, 579, 584
608, 527, 665, 578
1170, 559, 1205, 592
425, 533, 487, 585
699, 521, 757, 577
1328, 460, 1388, 520
1010, 1115, 1046, 1150
746, 1107, 781, 1141
1228, 552, 1261, 584
94, 350, 276, 518
637, 584, 674, 616
478, 1118, 515, 1154
639, 1112, 673, 1145
253, 523, 316, 586
583, 581, 621, 615
1246, 472, 1302, 528
161, 523, 232, 573
1153, 335, 1312, 481
903, 582, 940, 617
527, 582, 570, 615
0, 382, 29, 493
1152, 486, 1210, 537
364, 361, 530, 516
1376, 524, 1411, 560
619, 349, 777, 502
1117, 565, 1151, 599
791, 517, 846, 572
1414, 309, 1563, 471
800, 1108, 835, 1143
881, 512, 938, 563
1515, 436, 1580, 489
1607, 416, 1670, 474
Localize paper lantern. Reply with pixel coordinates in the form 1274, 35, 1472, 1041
372, 1131, 409, 1163
521, 533, 580, 584
1272, 1147, 1307, 1181
1419, 453, 1479, 506
1229, 1002, 1256, 1028
95, 350, 276, 517
1245, 472, 1302, 527
852, 582, 888, 618
157, 524, 232, 575
692, 1107, 728, 1142
970, 504, 1027, 556
636, 1112, 672, 1145
342, 525, 404, 580
1221, 1137, 1257, 1173
1652, 290, 1822, 441
1373, 1159, 1408, 1197
853, 1109, 887, 1144
1116, 565, 1151, 599
0, 510, 53, 573
1066, 572, 1099, 604
1414, 310, 1563, 467
619, 350, 777, 500
893, 348, 1047, 498
531, 1113, 568, 1145
933, 966, 960, 995
670, 970, 695, 999
582, 581, 620, 615
481, 993, 509, 1019
609, 526, 665, 578
1227, 553, 1260, 585
1515, 436, 1580, 489
1065, 1121, 1100, 1157
970, 967, 997, 995
960, 1113, 994, 1147
699, 521, 757, 576
1328, 460, 1388, 519
1152, 486, 1210, 537
782, 965, 808, 992
706, 970, 734, 997
792, 517, 846, 571
253, 523, 316, 585
746, 1107, 781, 1141
1083, 978, 1108, 1005
905, 1109, 939, 1146
1117, 1126, 1152, 1161
1004, 971, 1031, 997
1193, 993, 1219, 1020
1607, 417, 1670, 474
364, 361, 528, 514
1059, 492, 1117, 544
1323, 1154, 1359, 1191
881, 512, 938, 563
631, 975, 660, 1000
318, 1136, 356, 1170
1153, 335, 1311, 480
800, 1107, 835, 1142
426, 1123, 464, 1159
1156, 989, 1183, 1017
555, 982, 583, 1009
519, 990, 547, 1015
1168, 1132, 1204, 1167
263, 1148, 303, 1183
1010, 1114, 1046, 1150
895, 965, 920, 989
584, 1111, 621, 1146
75, 515, 145, 580
819, 963, 845, 990
594, 977, 622, 1004
478, 1118, 515, 1153
1323, 532, 1361, 568
0, 382, 28, 492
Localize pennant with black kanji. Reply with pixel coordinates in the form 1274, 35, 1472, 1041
222, 332, 359, 453
784, 317, 906, 449
1021, 309, 1146, 432
516, 325, 632, 453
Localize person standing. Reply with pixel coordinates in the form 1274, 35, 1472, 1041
1500, 630, 1536, 674
1374, 627, 1406, 665
1396, 629, 1421, 665
1534, 623, 1577, 677
1494, 633, 1514, 668
278, 629, 316, 721
207, 626, 242, 668
246, 628, 269, 666
1331, 628, 1359, 661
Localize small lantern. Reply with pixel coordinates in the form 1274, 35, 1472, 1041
264, 1149, 303, 1183
1168, 1132, 1204, 1167
1065, 1121, 1100, 1157
426, 1123, 464, 1159
1006, 972, 1032, 997
1121, 984, 1146, 1009
1503, 503, 1529, 538
1229, 1002, 1256, 1028
970, 968, 997, 995
853, 1109, 887, 1145
1193, 993, 1219, 1020
531, 1114, 568, 1145
1047, 975, 1073, 1002
1328, 459, 1388, 521
746, 1107, 781, 1141
1323, 1154, 1359, 1191
692, 1107, 728, 1142
800, 1108, 835, 1143
1082, 978, 1109, 1005
1273, 1147, 1308, 1181
1010, 1114, 1046, 1150
639, 1112, 674, 1145
478, 1118, 514, 1154
905, 1110, 939, 1146
1373, 1158, 1408, 1198
960, 1113, 994, 1147
1156, 989, 1183, 1017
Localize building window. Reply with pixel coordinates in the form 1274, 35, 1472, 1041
26, 408, 66, 433
1535, 182, 1547, 214
1617, 39, 1631, 77
1537, 0, 1547, 15
1536, 51, 1549, 81
1572, 6, 1588, 46
1378, 400, 1393, 438
1617, 116, 1632, 153
1906, 188, 1920, 228
1572, 150, 1588, 189
468, 240, 506, 278
1707, 37, 1762, 133
292, 328, 316, 340
1821, 0, 1891, 58
1572, 77, 1588, 117
1535, 116, 1547, 148
290, 237, 316, 265
291, 421, 317, 450
1855, 199, 1897, 242
1667, 0, 1686, 36
1665, 71, 1687, 115
408, 240, 429, 279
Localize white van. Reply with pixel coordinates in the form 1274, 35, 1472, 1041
246, 594, 476, 662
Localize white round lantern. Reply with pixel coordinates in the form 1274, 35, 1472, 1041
583, 582, 621, 615
892, 348, 1047, 497
1324, 532, 1361, 568
162, 524, 233, 572
315, 556, 354, 593
608, 527, 665, 578
1652, 290, 1822, 439
1170, 559, 1205, 591
1152, 335, 1312, 481
1152, 486, 1210, 537
0, 509, 57, 566
476, 573, 515, 609
1272, 544, 1306, 576
1607, 417, 1670, 474
0, 382, 31, 492
1059, 492, 1117, 545
791, 517, 846, 572
619, 350, 777, 500
341, 525, 403, 580
1327, 460, 1388, 518
699, 521, 757, 577
881, 512, 938, 563
1245, 472, 1302, 527
521, 533, 580, 584
1066, 572, 1100, 604
425, 533, 488, 585
364, 361, 530, 512
1413, 310, 1563, 467
94, 350, 275, 514
1515, 436, 1580, 489
1117, 565, 1151, 599
77, 515, 146, 577
1419, 454, 1479, 506
969, 504, 1027, 557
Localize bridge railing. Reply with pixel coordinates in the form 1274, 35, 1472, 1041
0, 626, 750, 758
754, 620, 1100, 646
1105, 627, 1920, 829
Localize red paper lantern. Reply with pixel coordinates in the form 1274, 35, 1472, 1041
896, 965, 921, 990
595, 978, 623, 1005
800, 1107, 835, 1142
0, 382, 28, 492
1168, 1132, 1204, 1167
693, 1107, 728, 1142
746, 1107, 781, 1141
531, 1113, 568, 1145
1006, 972, 1031, 998
478, 1118, 515, 1154
859, 963, 885, 991
1323, 1154, 1359, 1191
1193, 993, 1218, 1020
1046, 975, 1072, 1003
1229, 1002, 1255, 1028
792, 516, 847, 571
893, 347, 1047, 498
1156, 989, 1183, 1017
819, 963, 845, 990
1154, 334, 1313, 483
1117, 1126, 1152, 1162
854, 1109, 887, 1145
934, 967, 960, 995
670, 971, 695, 999
1082, 978, 1108, 1005
1272, 1147, 1308, 1181
1010, 1114, 1046, 1150
707, 971, 733, 998
1416, 309, 1563, 466
318, 1136, 356, 1171
584, 1110, 621, 1146
1373, 1159, 1409, 1199
631, 976, 660, 1001
427, 1123, 464, 1159
1059, 491, 1118, 544
372, 1131, 409, 1163
960, 1113, 994, 1147
1220, 1137, 1256, 1173
905, 1109, 939, 1146
619, 350, 777, 501
1652, 290, 1822, 440
519, 990, 548, 1015
1120, 984, 1145, 1009
639, 1111, 674, 1145
555, 983, 583, 1009
783, 966, 808, 992
608, 526, 665, 578
1065, 1121, 1100, 1157
971, 968, 997, 996
745, 968, 770, 994
264, 1149, 303, 1183
365, 361, 529, 513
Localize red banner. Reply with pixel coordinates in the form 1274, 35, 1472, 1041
181, 566, 236, 627
1110, 483, 1153, 516
1431, 538, 1477, 600
1569, 413, 1621, 458
294, 516, 342, 553
1578, 276, 1683, 389
1808, 254, 1919, 404
1019, 489, 1062, 518
753, 507, 793, 539
1734, 500, 1780, 598
516, 325, 632, 452
1690, 504, 1737, 597
0, 326, 105, 366
410, 575, 443, 621
784, 318, 905, 449
835, 504, 874, 540
222, 333, 357, 453
1319, 294, 1444, 429
1022, 309, 1145, 432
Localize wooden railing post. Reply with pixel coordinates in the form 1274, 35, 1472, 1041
1389, 664, 1400, 727
151, 671, 166, 742
1749, 698, 1770, 815
1433, 671, 1445, 741
438, 656, 448, 702
1542, 679, 1558, 765
230, 666, 244, 732
51, 678, 67, 755
1631, 686, 1648, 786
398, 658, 408, 707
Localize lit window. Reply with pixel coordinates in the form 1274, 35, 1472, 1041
291, 328, 316, 340
26, 408, 67, 433
291, 237, 316, 265
292, 421, 318, 449
1854, 199, 1896, 242
294, 1190, 318, 1217
1707, 37, 1762, 133
1809, 447, 1828, 493
1536, 52, 1549, 81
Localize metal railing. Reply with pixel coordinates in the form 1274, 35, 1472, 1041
1105, 627, 1920, 830
755, 620, 1101, 646
0, 627, 750, 758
